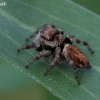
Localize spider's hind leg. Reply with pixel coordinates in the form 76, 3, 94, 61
75, 39, 94, 54
70, 61, 80, 85
62, 48, 80, 85
66, 35, 94, 54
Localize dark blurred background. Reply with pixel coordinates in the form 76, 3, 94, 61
0, 0, 100, 100
73, 0, 100, 15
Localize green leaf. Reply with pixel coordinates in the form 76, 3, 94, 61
0, 0, 100, 100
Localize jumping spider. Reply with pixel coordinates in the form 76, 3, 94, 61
18, 24, 94, 85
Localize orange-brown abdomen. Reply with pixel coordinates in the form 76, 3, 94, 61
63, 44, 89, 68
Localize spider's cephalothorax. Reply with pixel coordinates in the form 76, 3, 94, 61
17, 24, 63, 73
17, 24, 94, 85
18, 24, 63, 51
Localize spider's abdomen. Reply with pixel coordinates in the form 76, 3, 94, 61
62, 44, 89, 68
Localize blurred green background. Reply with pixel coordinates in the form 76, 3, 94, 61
0, 56, 59, 100
0, 0, 100, 100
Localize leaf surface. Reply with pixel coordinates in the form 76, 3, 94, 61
0, 0, 100, 100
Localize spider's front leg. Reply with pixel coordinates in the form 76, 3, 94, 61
17, 43, 35, 52
25, 50, 51, 68
65, 35, 94, 54
44, 47, 61, 75
26, 24, 47, 41
17, 42, 43, 52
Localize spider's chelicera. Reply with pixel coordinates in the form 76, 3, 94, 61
18, 24, 94, 85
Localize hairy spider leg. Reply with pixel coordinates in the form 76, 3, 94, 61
17, 43, 35, 52
70, 61, 80, 85
17, 42, 43, 52
44, 47, 61, 75
25, 50, 51, 68
62, 50, 80, 85
65, 35, 94, 54
26, 24, 47, 41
